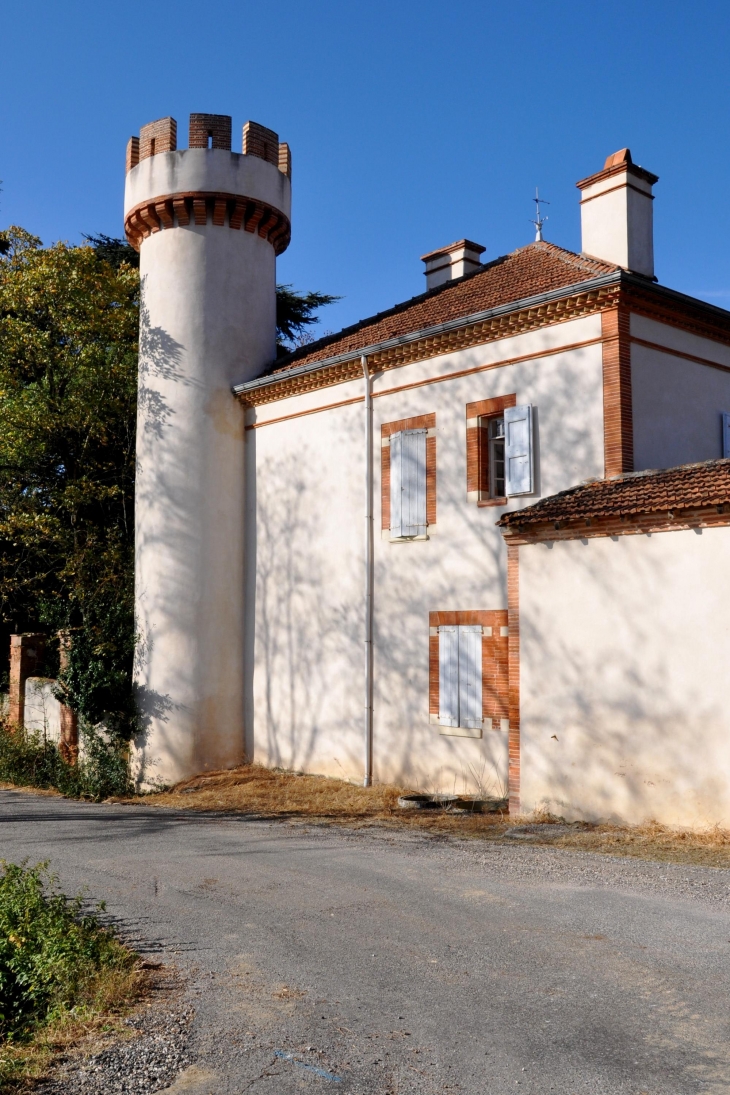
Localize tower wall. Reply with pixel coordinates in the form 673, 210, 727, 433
124, 114, 291, 787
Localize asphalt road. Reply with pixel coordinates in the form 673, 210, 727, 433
2, 790, 729, 1095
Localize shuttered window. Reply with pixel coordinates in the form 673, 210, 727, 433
723, 412, 730, 458
504, 404, 533, 496
438, 625, 483, 731
438, 626, 459, 728
390, 429, 427, 537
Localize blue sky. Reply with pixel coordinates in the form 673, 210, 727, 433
3, 1, 730, 335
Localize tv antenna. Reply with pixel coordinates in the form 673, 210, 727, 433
531, 188, 549, 241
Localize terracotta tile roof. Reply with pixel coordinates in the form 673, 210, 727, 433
499, 459, 730, 528
275, 241, 618, 373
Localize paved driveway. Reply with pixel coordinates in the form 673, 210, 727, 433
1, 789, 729, 1094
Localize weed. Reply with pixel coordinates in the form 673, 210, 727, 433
0, 862, 139, 1088
0, 719, 132, 801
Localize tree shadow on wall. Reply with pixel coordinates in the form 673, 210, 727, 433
250, 439, 362, 775
131, 281, 187, 785
520, 530, 730, 824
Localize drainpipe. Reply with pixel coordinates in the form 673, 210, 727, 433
362, 354, 374, 786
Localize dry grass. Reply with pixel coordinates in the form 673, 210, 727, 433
552, 820, 730, 868
116, 764, 730, 868
0, 961, 154, 1091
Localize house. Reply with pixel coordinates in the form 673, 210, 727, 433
499, 459, 730, 827
123, 115, 730, 805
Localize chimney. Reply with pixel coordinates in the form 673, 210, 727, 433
576, 149, 658, 278
421, 239, 485, 290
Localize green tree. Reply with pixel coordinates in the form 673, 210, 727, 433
0, 227, 138, 736
275, 284, 339, 355
0, 227, 337, 740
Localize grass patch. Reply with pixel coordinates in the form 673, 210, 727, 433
0, 718, 131, 802
0, 861, 140, 1089
552, 820, 730, 868
120, 764, 730, 869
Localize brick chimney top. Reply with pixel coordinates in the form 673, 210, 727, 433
421, 239, 486, 291
576, 148, 658, 278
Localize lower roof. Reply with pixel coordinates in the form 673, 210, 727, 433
499, 459, 730, 531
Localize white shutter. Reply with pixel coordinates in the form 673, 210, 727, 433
504, 404, 533, 496
723, 413, 730, 458
390, 431, 403, 535
391, 429, 427, 537
458, 625, 483, 730
438, 626, 459, 727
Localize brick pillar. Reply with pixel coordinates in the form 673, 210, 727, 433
8, 633, 46, 728
57, 631, 79, 766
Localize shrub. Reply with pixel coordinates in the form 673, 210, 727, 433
0, 862, 134, 1042
0, 720, 131, 801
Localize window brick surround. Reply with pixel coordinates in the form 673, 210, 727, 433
465, 394, 517, 505
428, 610, 509, 729
381, 414, 436, 532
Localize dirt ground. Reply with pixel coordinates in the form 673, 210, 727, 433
106, 764, 730, 870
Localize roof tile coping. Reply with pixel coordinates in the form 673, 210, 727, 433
499, 459, 730, 529
420, 239, 487, 261
576, 146, 659, 190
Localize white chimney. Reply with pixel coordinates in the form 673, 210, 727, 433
576, 149, 658, 278
421, 239, 485, 290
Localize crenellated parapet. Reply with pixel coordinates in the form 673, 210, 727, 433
125, 113, 290, 173
124, 112, 291, 253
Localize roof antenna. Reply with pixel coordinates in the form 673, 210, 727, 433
530, 188, 549, 242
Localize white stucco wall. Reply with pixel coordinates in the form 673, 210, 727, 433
631, 315, 730, 471
518, 525, 730, 827
246, 314, 605, 793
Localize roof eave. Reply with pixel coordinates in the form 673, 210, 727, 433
233, 269, 623, 397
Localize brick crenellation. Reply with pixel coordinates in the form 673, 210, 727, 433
189, 114, 232, 151
139, 117, 177, 163
125, 113, 291, 176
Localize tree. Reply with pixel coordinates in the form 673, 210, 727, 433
0, 228, 337, 737
275, 284, 340, 355
0, 227, 138, 736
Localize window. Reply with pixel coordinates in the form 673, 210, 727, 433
723, 412, 730, 458
465, 396, 534, 504
438, 625, 483, 733
382, 415, 436, 539
391, 429, 427, 537
429, 611, 509, 738
488, 417, 505, 498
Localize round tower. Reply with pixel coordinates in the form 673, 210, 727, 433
124, 112, 291, 787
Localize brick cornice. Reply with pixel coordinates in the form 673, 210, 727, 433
234, 275, 730, 410
124, 190, 291, 254
239, 282, 622, 407
621, 280, 730, 347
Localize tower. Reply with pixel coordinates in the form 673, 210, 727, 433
124, 112, 291, 786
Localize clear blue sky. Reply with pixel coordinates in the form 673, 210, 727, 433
3, 1, 730, 336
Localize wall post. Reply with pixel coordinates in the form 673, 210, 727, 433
57, 631, 79, 765
8, 633, 46, 728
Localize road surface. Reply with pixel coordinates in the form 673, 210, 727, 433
1, 789, 729, 1094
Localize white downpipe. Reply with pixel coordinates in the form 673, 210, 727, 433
362, 354, 374, 786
